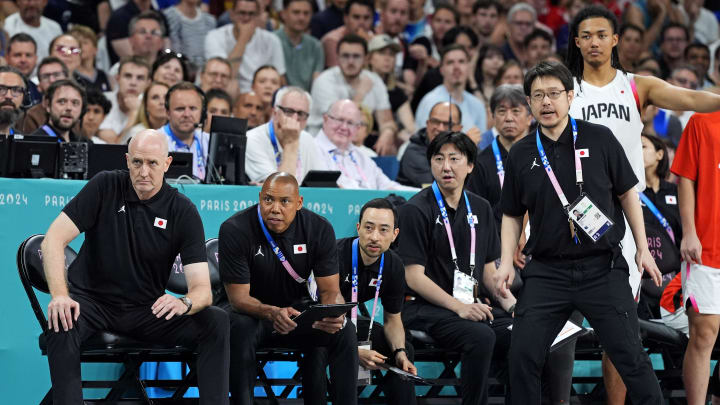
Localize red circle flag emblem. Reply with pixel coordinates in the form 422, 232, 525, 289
580, 151, 586, 156
158, 220, 164, 226
298, 246, 303, 251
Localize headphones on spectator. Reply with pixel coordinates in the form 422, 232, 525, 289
165, 82, 207, 130
0, 65, 32, 110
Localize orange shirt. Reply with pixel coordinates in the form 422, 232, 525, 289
670, 111, 720, 268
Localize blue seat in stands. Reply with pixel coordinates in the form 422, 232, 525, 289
371, 156, 400, 180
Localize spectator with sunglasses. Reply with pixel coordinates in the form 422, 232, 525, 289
152, 50, 190, 87
68, 25, 112, 93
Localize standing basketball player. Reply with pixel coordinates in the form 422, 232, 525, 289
566, 6, 720, 404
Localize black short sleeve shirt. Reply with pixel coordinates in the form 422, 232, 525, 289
501, 119, 638, 260
397, 187, 500, 302
467, 140, 508, 230
336, 237, 405, 315
218, 206, 338, 308
62, 170, 207, 305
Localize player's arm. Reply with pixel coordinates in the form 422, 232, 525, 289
678, 176, 702, 264
618, 189, 662, 286
225, 282, 300, 334
41, 212, 81, 332
637, 74, 720, 112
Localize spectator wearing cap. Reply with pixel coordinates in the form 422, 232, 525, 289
204, 0, 286, 93
4, 0, 63, 62
275, 0, 325, 92
322, 0, 374, 68
368, 34, 416, 143
310, 34, 398, 155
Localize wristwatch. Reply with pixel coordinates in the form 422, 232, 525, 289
393, 347, 407, 359
180, 296, 193, 315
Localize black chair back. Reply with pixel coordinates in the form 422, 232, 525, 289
165, 239, 223, 304
17, 234, 78, 333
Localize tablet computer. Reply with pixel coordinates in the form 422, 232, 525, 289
288, 302, 357, 335
377, 363, 432, 385
300, 170, 341, 188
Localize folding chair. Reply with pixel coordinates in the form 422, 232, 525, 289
17, 234, 198, 404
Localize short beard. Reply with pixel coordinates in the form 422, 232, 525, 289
50, 113, 75, 131
0, 108, 21, 129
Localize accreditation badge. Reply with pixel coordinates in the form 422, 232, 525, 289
452, 269, 476, 304
306, 271, 318, 301
358, 340, 372, 386
567, 194, 614, 242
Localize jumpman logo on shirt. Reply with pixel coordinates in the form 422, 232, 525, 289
118, 205, 126, 213
531, 159, 540, 170
255, 246, 264, 257
436, 215, 442, 226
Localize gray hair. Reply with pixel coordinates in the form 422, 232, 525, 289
507, 2, 537, 23
129, 11, 167, 37
273, 86, 312, 111
490, 84, 530, 114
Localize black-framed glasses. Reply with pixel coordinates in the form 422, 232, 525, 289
0, 85, 25, 97
276, 105, 309, 121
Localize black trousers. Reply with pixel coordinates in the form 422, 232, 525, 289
402, 300, 512, 405
509, 253, 663, 405
45, 293, 230, 405
303, 316, 417, 405
225, 308, 359, 405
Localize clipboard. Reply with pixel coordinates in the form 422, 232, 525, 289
377, 363, 432, 385
283, 302, 357, 335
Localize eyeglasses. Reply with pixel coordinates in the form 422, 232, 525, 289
133, 28, 163, 37
39, 71, 66, 82
530, 89, 567, 102
55, 45, 81, 56
327, 114, 364, 129
276, 105, 309, 121
0, 84, 24, 97
338, 53, 364, 61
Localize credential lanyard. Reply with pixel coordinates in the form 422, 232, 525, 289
42, 125, 64, 143
164, 124, 205, 178
431, 181, 476, 273
351, 238, 384, 341
331, 150, 369, 186
639, 192, 676, 243
491, 138, 505, 188
256, 205, 305, 283
535, 116, 582, 208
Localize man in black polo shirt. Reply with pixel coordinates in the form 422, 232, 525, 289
41, 129, 230, 405
495, 61, 663, 404
397, 131, 515, 405
218, 172, 358, 405
306, 198, 417, 404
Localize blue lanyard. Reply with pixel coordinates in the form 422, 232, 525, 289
256, 205, 305, 283
42, 125, 64, 143
268, 120, 281, 165
164, 124, 204, 175
351, 238, 384, 339
431, 181, 476, 272
535, 116, 582, 208
491, 138, 505, 187
639, 192, 676, 243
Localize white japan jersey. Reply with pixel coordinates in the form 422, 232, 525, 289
570, 71, 646, 190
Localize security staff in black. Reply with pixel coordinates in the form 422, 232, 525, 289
41, 129, 230, 405
305, 198, 418, 404
397, 132, 515, 405
494, 61, 664, 405
218, 172, 358, 405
